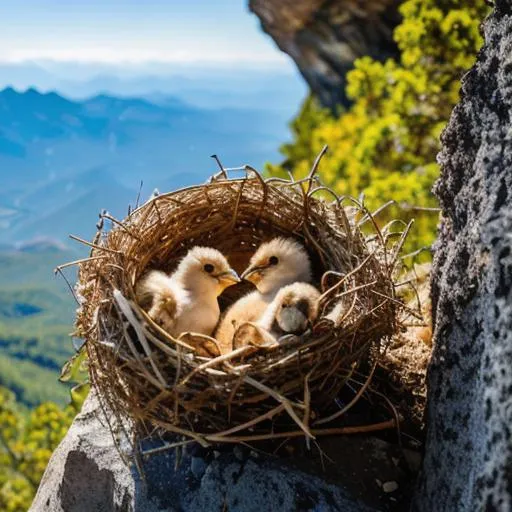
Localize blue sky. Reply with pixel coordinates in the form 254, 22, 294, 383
0, 0, 287, 66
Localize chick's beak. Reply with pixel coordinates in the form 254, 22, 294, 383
240, 266, 262, 285
216, 268, 241, 287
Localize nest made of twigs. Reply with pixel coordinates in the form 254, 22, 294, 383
74, 157, 410, 448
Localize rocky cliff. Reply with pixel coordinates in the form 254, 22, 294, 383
412, 1, 512, 509
249, 0, 401, 109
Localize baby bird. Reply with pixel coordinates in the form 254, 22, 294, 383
136, 247, 240, 339
215, 237, 312, 352
262, 282, 321, 337
233, 283, 320, 348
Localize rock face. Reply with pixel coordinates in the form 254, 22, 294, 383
249, 0, 401, 109
30, 394, 416, 512
29, 396, 134, 512
414, 2, 512, 510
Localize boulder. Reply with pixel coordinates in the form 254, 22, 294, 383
30, 393, 415, 511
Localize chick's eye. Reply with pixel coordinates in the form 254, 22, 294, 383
269, 256, 279, 266
204, 263, 214, 273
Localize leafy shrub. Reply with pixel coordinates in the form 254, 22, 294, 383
267, 0, 488, 254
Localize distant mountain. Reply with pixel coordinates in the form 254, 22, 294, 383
63, 73, 306, 111
0, 61, 306, 111
0, 62, 57, 91
0, 87, 108, 147
16, 238, 69, 253
0, 87, 293, 244
9, 170, 138, 242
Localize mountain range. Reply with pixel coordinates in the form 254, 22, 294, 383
0, 86, 296, 245
0, 61, 306, 111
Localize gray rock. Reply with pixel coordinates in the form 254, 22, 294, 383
414, 2, 512, 510
249, 0, 401, 110
189, 456, 207, 479
29, 395, 136, 512
30, 393, 414, 511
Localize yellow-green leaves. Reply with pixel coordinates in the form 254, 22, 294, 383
70, 382, 91, 412
0, 387, 74, 511
268, 0, 489, 255
60, 346, 90, 412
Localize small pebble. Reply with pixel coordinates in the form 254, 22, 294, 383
190, 457, 207, 479
382, 481, 399, 493
403, 449, 422, 472
375, 479, 382, 488
233, 446, 245, 461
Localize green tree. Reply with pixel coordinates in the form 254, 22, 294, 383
268, 0, 488, 253
0, 387, 74, 512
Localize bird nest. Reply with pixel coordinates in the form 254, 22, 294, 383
74, 155, 411, 449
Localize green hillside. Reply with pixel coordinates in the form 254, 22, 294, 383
0, 244, 81, 407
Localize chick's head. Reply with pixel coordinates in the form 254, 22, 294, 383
274, 283, 320, 335
176, 246, 240, 296
241, 238, 312, 294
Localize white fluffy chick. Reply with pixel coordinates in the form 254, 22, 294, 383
233, 282, 320, 348
136, 247, 240, 339
215, 237, 312, 352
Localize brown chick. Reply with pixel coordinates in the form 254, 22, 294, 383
266, 282, 321, 337
136, 247, 240, 339
233, 282, 320, 349
216, 237, 312, 352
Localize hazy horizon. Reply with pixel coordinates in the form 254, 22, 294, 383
0, 0, 288, 66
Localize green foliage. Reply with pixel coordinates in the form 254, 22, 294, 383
0, 355, 70, 407
59, 346, 88, 385
59, 347, 90, 411
267, 0, 488, 254
0, 386, 75, 511
270, 96, 334, 180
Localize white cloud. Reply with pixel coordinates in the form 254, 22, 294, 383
0, 37, 287, 65
0, 1, 288, 67
5, 49, 286, 65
